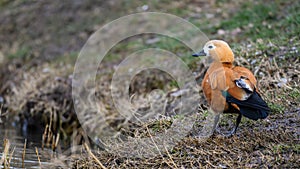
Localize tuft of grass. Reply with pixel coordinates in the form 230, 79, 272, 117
149, 119, 172, 133
268, 103, 285, 114
289, 89, 300, 100
8, 46, 31, 60
273, 144, 300, 154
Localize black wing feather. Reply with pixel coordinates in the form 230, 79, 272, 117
226, 91, 270, 120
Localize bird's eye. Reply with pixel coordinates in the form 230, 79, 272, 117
208, 45, 213, 49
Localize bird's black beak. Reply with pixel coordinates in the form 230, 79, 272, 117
192, 50, 206, 57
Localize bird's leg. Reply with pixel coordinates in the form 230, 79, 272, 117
209, 107, 220, 135
227, 113, 242, 136
212, 113, 220, 133
197, 108, 220, 138
233, 113, 242, 133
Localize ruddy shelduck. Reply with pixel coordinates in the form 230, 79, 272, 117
193, 40, 270, 135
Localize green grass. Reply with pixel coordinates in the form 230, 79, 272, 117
102, 0, 300, 70
0, 0, 9, 6
104, 34, 196, 68
221, 3, 277, 28
268, 103, 285, 114
150, 119, 172, 132
281, 1, 300, 37
273, 144, 300, 154
8, 46, 31, 60
216, 1, 300, 40
289, 89, 300, 100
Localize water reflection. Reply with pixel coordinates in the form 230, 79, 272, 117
0, 122, 53, 168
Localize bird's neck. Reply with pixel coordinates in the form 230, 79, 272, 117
210, 61, 233, 68
207, 62, 234, 74
222, 62, 234, 68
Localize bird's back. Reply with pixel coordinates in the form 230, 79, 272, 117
202, 62, 269, 119
202, 63, 261, 107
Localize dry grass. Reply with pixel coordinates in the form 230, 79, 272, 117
70, 109, 298, 168
0, 139, 15, 168
45, 39, 299, 168
91, 38, 297, 168
0, 37, 299, 168
2, 62, 82, 148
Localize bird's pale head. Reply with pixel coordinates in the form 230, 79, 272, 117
193, 40, 234, 63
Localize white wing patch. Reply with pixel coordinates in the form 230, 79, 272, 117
235, 78, 253, 92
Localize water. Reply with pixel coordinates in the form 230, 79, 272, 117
0, 123, 53, 168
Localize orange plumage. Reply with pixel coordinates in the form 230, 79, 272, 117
193, 40, 270, 135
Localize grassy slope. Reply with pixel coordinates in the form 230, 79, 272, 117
74, 1, 300, 168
